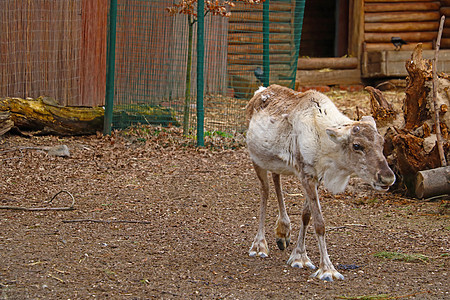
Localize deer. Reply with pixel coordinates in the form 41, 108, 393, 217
245, 85, 395, 281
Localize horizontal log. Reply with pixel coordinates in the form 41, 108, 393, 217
365, 0, 438, 2
365, 21, 439, 33
228, 54, 293, 65
415, 166, 450, 198
443, 28, 450, 38
228, 43, 292, 54
440, 7, 450, 15
232, 2, 292, 12
440, 38, 450, 48
441, 0, 450, 6
296, 69, 362, 86
228, 33, 292, 45
229, 22, 291, 34
297, 57, 358, 70
229, 11, 292, 23
365, 2, 440, 12
364, 42, 433, 51
228, 64, 291, 74
365, 11, 440, 23
365, 31, 437, 43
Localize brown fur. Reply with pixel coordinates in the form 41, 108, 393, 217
245, 85, 314, 124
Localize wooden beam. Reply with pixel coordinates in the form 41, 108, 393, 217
364, 42, 433, 51
349, 0, 364, 58
229, 23, 291, 34
232, 2, 292, 12
228, 33, 292, 44
365, 21, 439, 33
365, 31, 437, 43
297, 57, 358, 70
365, 11, 440, 23
365, 1, 440, 12
229, 12, 292, 23
365, 0, 437, 2
296, 69, 362, 86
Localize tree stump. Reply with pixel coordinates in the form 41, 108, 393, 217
366, 43, 450, 197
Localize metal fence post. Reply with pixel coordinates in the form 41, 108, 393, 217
263, 0, 270, 87
196, 0, 205, 147
104, 0, 118, 135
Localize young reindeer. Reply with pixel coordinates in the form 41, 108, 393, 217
245, 85, 395, 281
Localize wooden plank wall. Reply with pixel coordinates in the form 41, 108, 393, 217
80, 0, 108, 106
441, 0, 450, 47
364, 0, 441, 51
0, 1, 108, 106
0, 0, 82, 105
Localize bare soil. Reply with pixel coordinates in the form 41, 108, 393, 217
1, 90, 449, 299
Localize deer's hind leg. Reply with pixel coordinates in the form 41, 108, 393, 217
272, 173, 291, 250
249, 162, 270, 258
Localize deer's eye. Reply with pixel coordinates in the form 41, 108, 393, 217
353, 143, 364, 151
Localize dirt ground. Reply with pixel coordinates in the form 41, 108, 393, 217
1, 90, 449, 299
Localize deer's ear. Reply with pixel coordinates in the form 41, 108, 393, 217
326, 126, 350, 144
360, 116, 377, 128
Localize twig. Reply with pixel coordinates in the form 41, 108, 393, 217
433, 15, 447, 167
0, 190, 75, 211
48, 273, 65, 283
62, 219, 152, 224
328, 224, 367, 231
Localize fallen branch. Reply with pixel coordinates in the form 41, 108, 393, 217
0, 190, 75, 211
62, 219, 151, 224
433, 15, 448, 167
328, 224, 368, 231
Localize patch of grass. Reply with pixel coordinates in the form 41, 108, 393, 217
205, 130, 233, 138
374, 251, 429, 263
445, 226, 450, 231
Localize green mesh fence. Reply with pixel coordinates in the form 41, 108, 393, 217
108, 0, 305, 136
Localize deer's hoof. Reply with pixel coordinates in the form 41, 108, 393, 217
249, 238, 269, 258
287, 252, 316, 270
276, 237, 290, 251
311, 268, 344, 282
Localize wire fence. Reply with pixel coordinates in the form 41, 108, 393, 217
109, 0, 305, 135
0, 0, 305, 136
0, 0, 82, 106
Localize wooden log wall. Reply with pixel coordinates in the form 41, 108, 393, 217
441, 0, 450, 47
364, 0, 441, 51
228, 0, 296, 93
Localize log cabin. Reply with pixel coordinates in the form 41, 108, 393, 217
228, 0, 450, 92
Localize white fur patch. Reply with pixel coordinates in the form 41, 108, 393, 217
255, 86, 266, 95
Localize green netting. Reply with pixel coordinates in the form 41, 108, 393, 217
108, 0, 305, 136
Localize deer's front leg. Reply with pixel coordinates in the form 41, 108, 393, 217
287, 200, 315, 270
306, 179, 344, 281
249, 163, 270, 258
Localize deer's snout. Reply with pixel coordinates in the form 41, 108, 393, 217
375, 168, 396, 190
